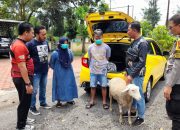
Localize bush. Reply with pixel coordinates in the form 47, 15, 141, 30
149, 25, 176, 51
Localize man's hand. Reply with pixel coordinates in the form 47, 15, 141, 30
126, 75, 133, 85
163, 86, 172, 100
26, 85, 33, 94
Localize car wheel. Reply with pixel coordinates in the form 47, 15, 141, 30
82, 82, 90, 93
84, 87, 91, 94
6, 53, 10, 58
145, 79, 152, 103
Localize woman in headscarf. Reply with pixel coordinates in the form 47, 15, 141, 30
49, 37, 78, 107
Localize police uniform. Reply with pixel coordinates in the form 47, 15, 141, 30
165, 38, 180, 130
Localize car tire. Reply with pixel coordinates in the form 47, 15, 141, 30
84, 87, 91, 94
145, 79, 152, 103
82, 82, 91, 93
6, 53, 10, 58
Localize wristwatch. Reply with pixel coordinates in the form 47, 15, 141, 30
25, 82, 31, 86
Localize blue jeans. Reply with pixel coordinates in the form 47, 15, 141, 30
132, 76, 145, 119
31, 73, 48, 108
90, 73, 108, 87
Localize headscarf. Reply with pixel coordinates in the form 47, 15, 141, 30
57, 37, 71, 68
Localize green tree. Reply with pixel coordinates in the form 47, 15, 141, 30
29, 16, 41, 26
39, 0, 71, 36
0, 0, 43, 21
142, 0, 161, 28
70, 0, 100, 7
141, 20, 153, 37
65, 8, 78, 39
149, 25, 175, 51
98, 0, 109, 12
75, 5, 89, 53
72, 0, 108, 53
0, 0, 14, 19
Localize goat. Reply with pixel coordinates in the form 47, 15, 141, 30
109, 77, 141, 125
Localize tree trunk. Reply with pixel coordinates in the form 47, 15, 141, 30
27, 11, 34, 22
82, 37, 86, 54
19, 0, 26, 21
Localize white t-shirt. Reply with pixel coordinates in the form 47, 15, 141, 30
88, 43, 111, 74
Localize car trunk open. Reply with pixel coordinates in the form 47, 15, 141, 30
86, 11, 134, 42
107, 43, 130, 72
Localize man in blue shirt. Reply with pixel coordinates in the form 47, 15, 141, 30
27, 25, 51, 115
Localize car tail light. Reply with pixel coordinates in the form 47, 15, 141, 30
82, 57, 89, 68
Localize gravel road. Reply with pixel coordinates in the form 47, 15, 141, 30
0, 78, 172, 130
0, 56, 172, 130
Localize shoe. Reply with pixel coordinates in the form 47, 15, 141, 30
29, 107, 40, 115
40, 104, 52, 109
16, 125, 34, 130
24, 125, 34, 130
67, 101, 75, 105
85, 102, 95, 109
123, 111, 137, 117
103, 104, 109, 109
56, 102, 62, 108
132, 117, 144, 126
26, 117, 35, 124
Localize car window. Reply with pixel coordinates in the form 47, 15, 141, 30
147, 41, 154, 54
151, 41, 162, 55
92, 20, 129, 33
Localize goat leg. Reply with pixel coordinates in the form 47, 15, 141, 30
118, 104, 123, 124
109, 93, 112, 111
128, 105, 132, 125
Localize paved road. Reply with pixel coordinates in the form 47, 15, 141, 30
0, 56, 171, 130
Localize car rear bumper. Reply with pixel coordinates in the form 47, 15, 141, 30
0, 48, 10, 54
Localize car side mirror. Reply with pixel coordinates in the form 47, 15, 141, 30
163, 51, 169, 56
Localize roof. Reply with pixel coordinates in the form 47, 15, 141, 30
0, 19, 23, 23
0, 19, 23, 28
0, 19, 23, 37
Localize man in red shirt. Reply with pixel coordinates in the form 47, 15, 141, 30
10, 22, 34, 130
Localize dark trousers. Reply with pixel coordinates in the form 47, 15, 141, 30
13, 76, 33, 129
172, 120, 180, 130
166, 84, 180, 130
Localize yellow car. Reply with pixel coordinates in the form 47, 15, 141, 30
80, 11, 168, 102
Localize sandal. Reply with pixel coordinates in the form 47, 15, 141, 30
85, 103, 95, 109
103, 104, 109, 109
56, 102, 62, 108
67, 101, 75, 105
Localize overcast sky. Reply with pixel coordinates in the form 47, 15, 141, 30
105, 0, 180, 25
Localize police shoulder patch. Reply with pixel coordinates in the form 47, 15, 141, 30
174, 41, 180, 58
177, 41, 180, 49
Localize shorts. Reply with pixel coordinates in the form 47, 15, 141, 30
90, 73, 108, 87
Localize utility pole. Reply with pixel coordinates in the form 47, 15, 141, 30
131, 5, 134, 18
127, 5, 130, 15
110, 0, 111, 10
165, 0, 170, 27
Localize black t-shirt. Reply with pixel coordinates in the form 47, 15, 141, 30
26, 39, 49, 74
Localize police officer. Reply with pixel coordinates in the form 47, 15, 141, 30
164, 14, 180, 130
126, 21, 148, 126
